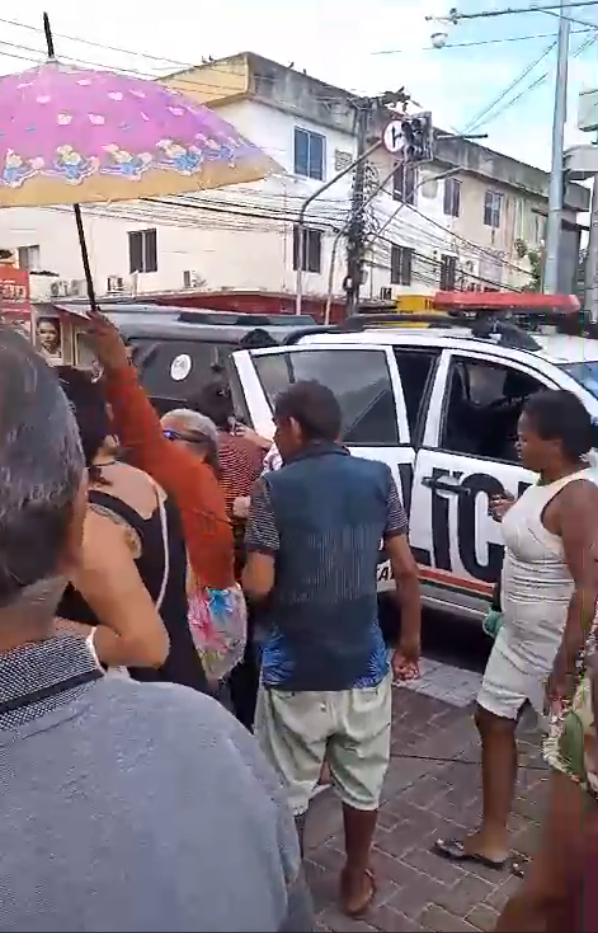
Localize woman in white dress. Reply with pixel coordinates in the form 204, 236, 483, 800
435, 389, 598, 871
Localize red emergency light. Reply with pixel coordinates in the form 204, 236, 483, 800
434, 291, 580, 315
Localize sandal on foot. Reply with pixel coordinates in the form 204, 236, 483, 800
510, 854, 529, 879
433, 838, 508, 871
340, 867, 377, 918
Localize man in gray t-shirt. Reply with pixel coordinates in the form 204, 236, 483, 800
0, 324, 312, 932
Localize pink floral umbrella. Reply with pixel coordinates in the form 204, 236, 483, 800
0, 14, 280, 305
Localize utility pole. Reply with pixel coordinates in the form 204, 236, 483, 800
585, 162, 598, 320
544, 0, 572, 292
344, 89, 411, 316
294, 138, 382, 315
344, 101, 373, 316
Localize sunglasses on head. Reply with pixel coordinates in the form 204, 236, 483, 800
163, 428, 207, 446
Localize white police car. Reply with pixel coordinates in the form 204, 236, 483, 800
229, 301, 598, 622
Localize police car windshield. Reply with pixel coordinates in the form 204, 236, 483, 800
560, 361, 598, 399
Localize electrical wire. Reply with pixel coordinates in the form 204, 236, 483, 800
462, 33, 597, 132
373, 27, 591, 54
0, 26, 368, 105
462, 40, 558, 134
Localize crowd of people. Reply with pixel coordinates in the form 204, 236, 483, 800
0, 313, 596, 931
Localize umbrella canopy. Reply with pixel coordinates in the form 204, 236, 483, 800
0, 61, 280, 207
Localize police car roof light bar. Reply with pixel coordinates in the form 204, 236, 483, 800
341, 312, 541, 350
433, 290, 581, 315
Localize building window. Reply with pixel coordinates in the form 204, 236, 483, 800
128, 228, 157, 274
443, 177, 461, 218
534, 212, 547, 245
483, 190, 502, 229
393, 161, 416, 204
17, 244, 41, 271
294, 127, 325, 180
440, 254, 457, 290
390, 245, 413, 285
292, 226, 322, 273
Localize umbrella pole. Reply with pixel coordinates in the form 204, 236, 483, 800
43, 12, 98, 312
73, 203, 98, 312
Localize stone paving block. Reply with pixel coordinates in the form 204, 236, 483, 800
318, 906, 378, 932
375, 822, 429, 860
465, 904, 501, 931
484, 874, 521, 911
367, 903, 427, 932
304, 859, 339, 913
380, 798, 445, 835
401, 846, 469, 886
386, 872, 449, 921
399, 775, 453, 808
434, 873, 496, 917
420, 904, 479, 932
368, 846, 426, 888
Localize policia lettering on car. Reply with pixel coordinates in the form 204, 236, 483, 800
377, 464, 531, 588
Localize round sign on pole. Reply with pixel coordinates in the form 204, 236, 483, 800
383, 120, 405, 155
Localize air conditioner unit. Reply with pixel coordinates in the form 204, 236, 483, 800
183, 269, 205, 289
107, 275, 125, 293
379, 286, 392, 301
69, 279, 86, 297
50, 279, 70, 298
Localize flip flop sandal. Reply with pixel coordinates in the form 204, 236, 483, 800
340, 867, 377, 918
433, 838, 508, 871
510, 854, 529, 879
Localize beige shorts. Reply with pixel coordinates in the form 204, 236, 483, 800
255, 673, 392, 816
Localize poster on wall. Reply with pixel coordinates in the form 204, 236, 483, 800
31, 309, 73, 366
0, 266, 31, 338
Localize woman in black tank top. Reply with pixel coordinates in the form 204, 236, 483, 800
57, 367, 208, 693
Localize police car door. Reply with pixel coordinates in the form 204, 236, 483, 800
410, 348, 558, 618
230, 343, 415, 591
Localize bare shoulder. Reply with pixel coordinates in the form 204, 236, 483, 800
559, 476, 598, 511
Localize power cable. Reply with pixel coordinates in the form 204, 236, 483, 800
0, 26, 368, 105
472, 33, 597, 129
462, 40, 558, 134
0, 15, 198, 70
373, 27, 591, 54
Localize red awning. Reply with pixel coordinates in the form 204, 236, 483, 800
434, 291, 580, 314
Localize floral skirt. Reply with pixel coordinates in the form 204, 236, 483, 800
187, 584, 247, 684
544, 668, 597, 797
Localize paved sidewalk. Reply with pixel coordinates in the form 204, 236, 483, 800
305, 685, 549, 932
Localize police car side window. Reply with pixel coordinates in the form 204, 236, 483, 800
254, 350, 400, 445
393, 349, 438, 441
442, 358, 544, 462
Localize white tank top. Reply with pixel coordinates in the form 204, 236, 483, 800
501, 468, 596, 653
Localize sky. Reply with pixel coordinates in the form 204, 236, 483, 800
0, 0, 596, 172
